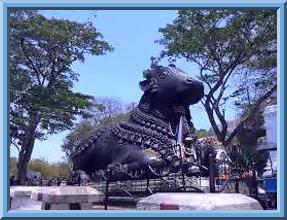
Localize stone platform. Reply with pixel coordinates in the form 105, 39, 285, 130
10, 186, 263, 211
10, 186, 44, 210
137, 193, 263, 210
39, 186, 104, 210
10, 186, 104, 210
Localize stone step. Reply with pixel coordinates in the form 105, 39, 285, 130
137, 192, 263, 210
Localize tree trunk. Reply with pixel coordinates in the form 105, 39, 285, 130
203, 100, 226, 143
225, 85, 277, 146
16, 121, 38, 185
203, 85, 276, 148
16, 154, 28, 185
16, 137, 35, 185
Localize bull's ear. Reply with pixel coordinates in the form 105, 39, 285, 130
139, 79, 151, 91
140, 78, 158, 93
150, 84, 158, 93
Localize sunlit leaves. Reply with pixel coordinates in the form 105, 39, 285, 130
10, 9, 113, 145
157, 9, 277, 147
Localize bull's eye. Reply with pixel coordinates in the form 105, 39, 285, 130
185, 78, 193, 83
159, 72, 168, 79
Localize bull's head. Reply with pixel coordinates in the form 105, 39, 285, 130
137, 65, 205, 176
139, 65, 204, 107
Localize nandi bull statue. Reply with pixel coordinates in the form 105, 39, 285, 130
71, 65, 205, 186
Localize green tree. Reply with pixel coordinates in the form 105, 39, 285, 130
157, 9, 277, 147
28, 158, 52, 178
9, 10, 113, 184
54, 161, 71, 177
9, 157, 18, 177
28, 158, 71, 178
89, 97, 125, 127
195, 128, 210, 138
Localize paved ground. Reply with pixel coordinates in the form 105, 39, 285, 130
10, 185, 262, 211
137, 193, 263, 210
11, 197, 137, 210
10, 186, 137, 210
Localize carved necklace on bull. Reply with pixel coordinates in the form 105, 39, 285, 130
110, 68, 198, 177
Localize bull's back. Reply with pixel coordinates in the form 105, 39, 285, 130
71, 127, 117, 173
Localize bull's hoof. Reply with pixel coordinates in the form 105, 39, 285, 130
127, 167, 145, 179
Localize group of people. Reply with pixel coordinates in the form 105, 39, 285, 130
10, 170, 90, 187
10, 175, 42, 186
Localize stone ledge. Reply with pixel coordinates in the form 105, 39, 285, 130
137, 193, 263, 210
10, 186, 104, 210
38, 186, 104, 204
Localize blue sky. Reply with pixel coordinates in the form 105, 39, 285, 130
10, 10, 236, 163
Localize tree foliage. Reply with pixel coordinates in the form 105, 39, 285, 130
157, 9, 277, 146
9, 10, 113, 184
88, 97, 128, 127
9, 157, 18, 177
195, 128, 214, 138
10, 156, 71, 179
28, 158, 71, 178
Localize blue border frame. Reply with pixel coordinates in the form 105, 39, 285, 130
0, 0, 285, 218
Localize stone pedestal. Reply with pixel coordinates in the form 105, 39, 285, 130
137, 193, 263, 210
10, 186, 42, 210
31, 186, 104, 210
10, 186, 104, 210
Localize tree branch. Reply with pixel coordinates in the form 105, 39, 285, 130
216, 69, 233, 107
226, 84, 277, 145
20, 39, 41, 85
203, 99, 224, 142
11, 139, 20, 152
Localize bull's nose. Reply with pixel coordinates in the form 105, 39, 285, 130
198, 81, 205, 97
193, 80, 204, 99
199, 81, 204, 90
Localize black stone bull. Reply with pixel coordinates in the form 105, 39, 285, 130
71, 65, 204, 182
